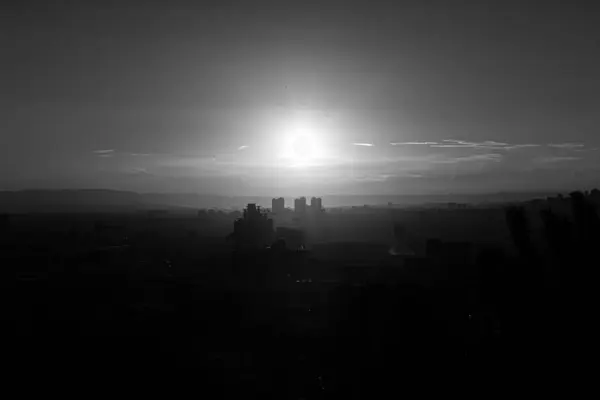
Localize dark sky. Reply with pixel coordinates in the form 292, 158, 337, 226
3, 0, 600, 195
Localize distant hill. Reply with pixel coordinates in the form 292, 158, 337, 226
0, 190, 140, 213
0, 189, 246, 213
0, 189, 180, 213
0, 189, 564, 213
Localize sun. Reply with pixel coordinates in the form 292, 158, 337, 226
291, 135, 315, 160
274, 111, 332, 168
279, 132, 323, 167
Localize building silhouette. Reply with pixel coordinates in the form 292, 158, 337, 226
231, 203, 274, 250
310, 197, 323, 213
390, 223, 415, 256
294, 197, 307, 214
275, 226, 305, 251
272, 197, 285, 214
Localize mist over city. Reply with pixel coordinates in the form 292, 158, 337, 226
6, 0, 600, 391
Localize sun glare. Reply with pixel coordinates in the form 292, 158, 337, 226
277, 115, 329, 168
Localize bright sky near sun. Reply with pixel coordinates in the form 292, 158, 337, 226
3, 1, 600, 195
275, 111, 337, 167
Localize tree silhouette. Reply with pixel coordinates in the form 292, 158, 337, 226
505, 205, 535, 259
537, 191, 600, 277
540, 209, 572, 267
570, 191, 600, 255
502, 191, 600, 359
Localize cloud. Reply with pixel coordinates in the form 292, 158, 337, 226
547, 143, 585, 149
154, 154, 222, 176
352, 143, 375, 147
128, 168, 151, 174
238, 145, 249, 151
536, 156, 582, 163
390, 141, 438, 146
93, 149, 115, 154
351, 174, 394, 182
504, 144, 542, 150
432, 153, 504, 164
440, 140, 544, 151
430, 144, 475, 148
572, 147, 597, 152
436, 140, 512, 149
130, 153, 152, 157
439, 140, 479, 147
478, 141, 510, 146
389, 140, 541, 151
456, 153, 503, 162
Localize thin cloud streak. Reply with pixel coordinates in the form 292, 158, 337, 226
504, 144, 542, 150
128, 168, 151, 174
93, 149, 115, 154
430, 144, 477, 148
442, 140, 478, 147
537, 156, 582, 163
478, 141, 509, 146
456, 153, 503, 162
352, 143, 375, 147
431, 153, 504, 164
441, 140, 511, 149
238, 145, 249, 151
390, 141, 438, 146
547, 143, 585, 149
389, 140, 542, 150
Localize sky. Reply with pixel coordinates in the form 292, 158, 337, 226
3, 0, 600, 196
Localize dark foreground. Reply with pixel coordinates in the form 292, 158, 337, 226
13, 252, 567, 395
11, 190, 600, 393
